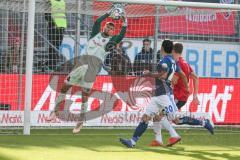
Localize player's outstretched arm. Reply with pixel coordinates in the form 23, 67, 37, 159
143, 61, 169, 78
178, 70, 190, 93
90, 13, 109, 39
190, 71, 200, 105
90, 7, 116, 39
109, 15, 127, 44
142, 69, 168, 79
171, 74, 179, 86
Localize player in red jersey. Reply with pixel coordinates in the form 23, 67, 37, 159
172, 42, 199, 109
150, 42, 214, 147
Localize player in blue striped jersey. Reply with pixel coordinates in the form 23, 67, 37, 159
119, 39, 189, 148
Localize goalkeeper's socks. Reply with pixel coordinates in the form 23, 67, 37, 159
178, 116, 202, 125
131, 121, 148, 144
81, 102, 88, 112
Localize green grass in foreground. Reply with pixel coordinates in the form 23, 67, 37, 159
0, 129, 240, 160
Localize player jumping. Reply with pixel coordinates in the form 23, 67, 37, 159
47, 6, 127, 133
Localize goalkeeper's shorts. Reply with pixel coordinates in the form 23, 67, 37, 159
65, 64, 95, 89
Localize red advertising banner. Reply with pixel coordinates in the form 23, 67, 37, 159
93, 16, 155, 38
0, 74, 239, 124
93, 1, 236, 37
92, 1, 155, 38
160, 7, 236, 35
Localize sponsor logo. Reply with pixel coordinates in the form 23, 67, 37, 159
184, 85, 233, 122
0, 74, 238, 125
34, 77, 153, 122
185, 8, 217, 22
0, 113, 22, 124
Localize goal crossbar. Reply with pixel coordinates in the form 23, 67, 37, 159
97, 0, 240, 10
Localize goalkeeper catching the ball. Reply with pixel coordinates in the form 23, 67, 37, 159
47, 5, 127, 134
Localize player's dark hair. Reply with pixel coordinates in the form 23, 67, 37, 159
162, 39, 173, 54
173, 42, 183, 54
143, 38, 151, 44
106, 22, 115, 27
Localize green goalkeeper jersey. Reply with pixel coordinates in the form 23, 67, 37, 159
84, 13, 127, 62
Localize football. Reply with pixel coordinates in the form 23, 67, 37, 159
110, 7, 124, 20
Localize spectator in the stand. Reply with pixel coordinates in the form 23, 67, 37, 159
1, 37, 21, 73
45, 0, 67, 70
133, 38, 161, 76
104, 41, 132, 75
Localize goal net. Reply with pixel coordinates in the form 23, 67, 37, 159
0, 0, 239, 134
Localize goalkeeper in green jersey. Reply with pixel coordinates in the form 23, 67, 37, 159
47, 6, 127, 133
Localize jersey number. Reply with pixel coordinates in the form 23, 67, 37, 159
164, 105, 174, 114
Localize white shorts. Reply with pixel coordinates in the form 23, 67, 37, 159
65, 65, 94, 89
146, 94, 179, 120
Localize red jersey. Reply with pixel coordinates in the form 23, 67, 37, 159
174, 57, 193, 101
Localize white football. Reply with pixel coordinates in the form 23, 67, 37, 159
110, 8, 124, 20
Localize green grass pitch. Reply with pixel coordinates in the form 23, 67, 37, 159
0, 129, 240, 160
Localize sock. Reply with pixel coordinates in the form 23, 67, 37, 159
161, 117, 179, 138
81, 102, 88, 112
178, 116, 202, 125
131, 121, 148, 144
79, 102, 88, 122
54, 93, 66, 112
153, 121, 163, 143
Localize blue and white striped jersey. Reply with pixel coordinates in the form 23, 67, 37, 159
155, 55, 180, 96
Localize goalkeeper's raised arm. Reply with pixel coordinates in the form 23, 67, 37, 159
90, 13, 109, 39
90, 5, 127, 40
109, 14, 127, 45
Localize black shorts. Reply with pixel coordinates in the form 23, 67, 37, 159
176, 101, 187, 110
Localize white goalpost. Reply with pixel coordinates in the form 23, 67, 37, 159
0, 0, 240, 135
23, 0, 35, 135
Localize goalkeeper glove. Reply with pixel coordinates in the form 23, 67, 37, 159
107, 4, 118, 15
